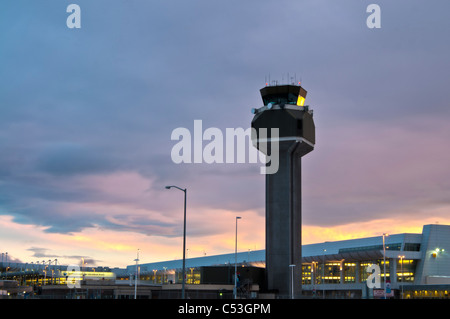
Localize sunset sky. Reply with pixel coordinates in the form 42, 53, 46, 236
1, 1, 450, 268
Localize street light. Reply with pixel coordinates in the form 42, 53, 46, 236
322, 248, 326, 299
432, 248, 445, 258
165, 185, 187, 299
234, 216, 242, 299
134, 248, 140, 299
189, 268, 195, 284
398, 255, 405, 299
289, 264, 296, 299
382, 233, 389, 299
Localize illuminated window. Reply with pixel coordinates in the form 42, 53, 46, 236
344, 263, 356, 283
301, 264, 312, 285
377, 259, 390, 281
319, 262, 341, 284
186, 269, 200, 284
396, 259, 416, 282
297, 95, 305, 106
360, 262, 373, 283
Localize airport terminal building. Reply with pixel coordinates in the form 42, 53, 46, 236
1, 224, 449, 298
128, 224, 450, 298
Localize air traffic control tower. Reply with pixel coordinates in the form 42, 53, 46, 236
251, 84, 315, 298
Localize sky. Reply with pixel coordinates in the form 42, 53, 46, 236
1, 0, 450, 268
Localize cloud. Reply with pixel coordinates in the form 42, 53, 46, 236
35, 143, 120, 176
303, 115, 450, 226
26, 247, 101, 266
27, 247, 59, 258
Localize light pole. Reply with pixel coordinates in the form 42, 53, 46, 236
234, 216, 241, 299
322, 249, 326, 299
382, 233, 389, 299
43, 262, 48, 285
166, 185, 187, 299
398, 255, 405, 299
289, 264, 295, 299
190, 268, 194, 284
311, 261, 317, 297
134, 248, 140, 299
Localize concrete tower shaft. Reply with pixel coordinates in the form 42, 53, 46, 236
251, 84, 315, 298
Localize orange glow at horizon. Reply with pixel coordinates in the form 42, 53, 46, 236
1, 212, 450, 268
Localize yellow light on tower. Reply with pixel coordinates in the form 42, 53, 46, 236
297, 86, 307, 106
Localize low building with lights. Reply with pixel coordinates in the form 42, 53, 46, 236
128, 224, 450, 299
1, 224, 449, 299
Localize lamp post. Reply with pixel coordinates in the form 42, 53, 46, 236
289, 264, 295, 299
190, 268, 195, 284
165, 185, 187, 299
234, 216, 242, 299
311, 261, 317, 296
322, 249, 326, 299
134, 249, 140, 299
398, 255, 405, 299
382, 233, 389, 299
43, 262, 48, 285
